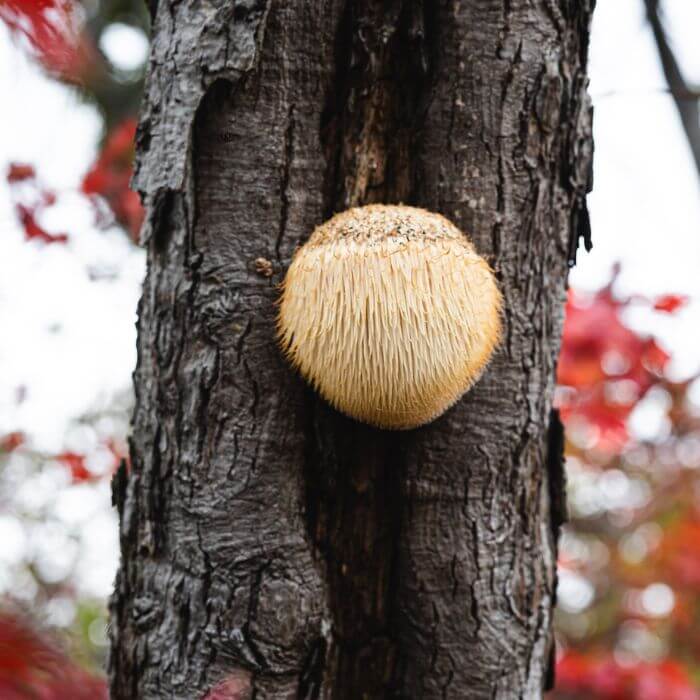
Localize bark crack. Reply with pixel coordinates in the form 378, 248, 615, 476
276, 104, 295, 262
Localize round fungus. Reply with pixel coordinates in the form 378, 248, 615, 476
278, 204, 502, 430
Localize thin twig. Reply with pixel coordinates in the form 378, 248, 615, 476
644, 0, 700, 177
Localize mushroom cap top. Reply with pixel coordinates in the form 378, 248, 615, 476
304, 204, 470, 247
278, 204, 502, 430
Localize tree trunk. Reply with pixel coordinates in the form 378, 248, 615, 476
109, 1, 594, 698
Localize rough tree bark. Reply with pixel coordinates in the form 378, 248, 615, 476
109, 1, 594, 698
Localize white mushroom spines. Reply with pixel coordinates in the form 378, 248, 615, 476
277, 205, 502, 430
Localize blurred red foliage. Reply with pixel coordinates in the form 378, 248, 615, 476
6, 118, 145, 245
556, 275, 674, 453
0, 612, 107, 699
556, 652, 700, 700
54, 443, 124, 483
0, 0, 97, 83
82, 119, 144, 241
6, 164, 36, 183
16, 204, 69, 244
654, 295, 688, 314
654, 516, 700, 591
0, 432, 25, 452
6, 164, 68, 244
2, 0, 143, 245
0, 0, 140, 689
552, 271, 700, 698
55, 452, 94, 483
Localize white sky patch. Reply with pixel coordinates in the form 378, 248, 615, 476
628, 386, 673, 443
662, 0, 700, 83
641, 582, 675, 617
558, 569, 596, 613
0, 515, 27, 566
0, 23, 145, 450
99, 22, 149, 72
572, 0, 700, 379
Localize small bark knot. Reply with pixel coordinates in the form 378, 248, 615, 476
253, 257, 274, 277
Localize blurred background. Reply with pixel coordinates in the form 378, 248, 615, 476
0, 1, 698, 697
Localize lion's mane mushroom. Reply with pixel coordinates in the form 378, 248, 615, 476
277, 204, 502, 430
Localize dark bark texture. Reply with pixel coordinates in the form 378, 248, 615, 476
110, 1, 594, 698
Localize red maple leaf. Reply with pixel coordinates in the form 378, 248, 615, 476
654, 294, 688, 314
16, 204, 69, 244
0, 432, 25, 452
6, 163, 69, 244
55, 452, 94, 483
6, 163, 36, 183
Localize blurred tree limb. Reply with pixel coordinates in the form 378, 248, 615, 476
644, 0, 700, 177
